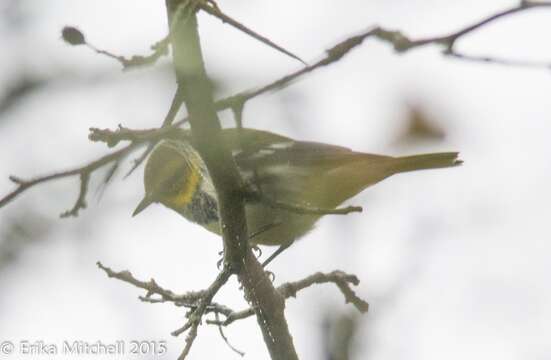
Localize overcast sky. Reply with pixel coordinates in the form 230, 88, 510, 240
1, 1, 550, 359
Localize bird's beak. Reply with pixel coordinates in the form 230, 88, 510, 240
132, 195, 154, 217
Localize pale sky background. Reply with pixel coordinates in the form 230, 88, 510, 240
1, 0, 551, 359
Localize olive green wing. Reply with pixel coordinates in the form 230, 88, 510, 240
221, 127, 390, 171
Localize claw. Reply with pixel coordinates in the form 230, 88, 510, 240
261, 241, 293, 268
265, 270, 275, 282
217, 249, 224, 270
252, 245, 262, 258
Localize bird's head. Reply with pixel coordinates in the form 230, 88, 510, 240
133, 140, 202, 216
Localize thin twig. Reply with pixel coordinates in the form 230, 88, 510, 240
445, 50, 551, 69
88, 125, 178, 146
213, 28, 379, 116
280, 271, 368, 313
124, 143, 156, 179
87, 87, 187, 178
88, 39, 170, 70
197, 2, 306, 65
91, 27, 381, 142
0, 145, 136, 212
7, 2, 551, 217
66, 1, 306, 69
97, 261, 206, 304
98, 261, 238, 318
97, 264, 368, 350
95, 3, 551, 141
96, 160, 120, 196
254, 192, 363, 216
207, 271, 369, 327
60, 172, 90, 218
371, 2, 551, 66
266, 199, 362, 216
93, 28, 380, 139
62, 26, 171, 70
173, 268, 233, 360
126, 87, 187, 177
215, 312, 245, 357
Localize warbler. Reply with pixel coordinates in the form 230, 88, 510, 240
133, 128, 461, 264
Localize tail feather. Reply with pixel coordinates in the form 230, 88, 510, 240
391, 152, 462, 173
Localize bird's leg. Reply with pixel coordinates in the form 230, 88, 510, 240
262, 241, 293, 268
245, 171, 292, 267
249, 221, 282, 241
216, 221, 277, 269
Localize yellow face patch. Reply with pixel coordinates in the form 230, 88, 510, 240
168, 165, 201, 208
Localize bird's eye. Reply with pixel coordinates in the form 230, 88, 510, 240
159, 165, 189, 196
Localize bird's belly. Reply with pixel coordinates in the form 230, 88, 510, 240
183, 203, 318, 246
178, 180, 325, 246
244, 203, 320, 246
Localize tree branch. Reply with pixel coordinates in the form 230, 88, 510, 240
60, 172, 90, 218
5, 1, 551, 216
97, 261, 205, 304
89, 27, 382, 145
250, 191, 363, 215
195, 1, 306, 65
0, 145, 137, 215
207, 271, 369, 327
171, 268, 233, 359
97, 261, 234, 359
371, 1, 551, 67
97, 262, 368, 355
62, 26, 171, 70
164, 1, 298, 358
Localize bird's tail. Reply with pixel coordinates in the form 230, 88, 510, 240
392, 152, 462, 173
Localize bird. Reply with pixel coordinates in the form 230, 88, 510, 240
133, 127, 462, 265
